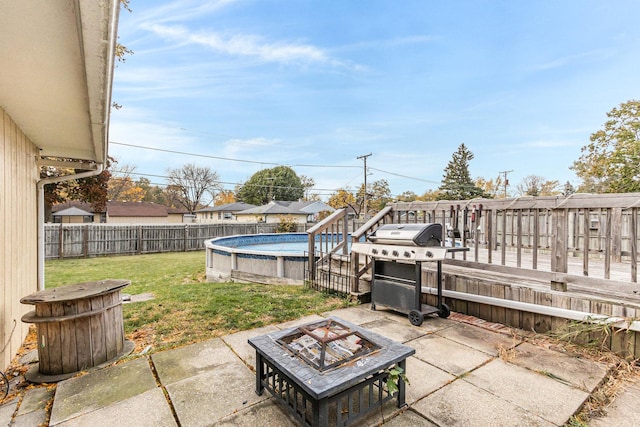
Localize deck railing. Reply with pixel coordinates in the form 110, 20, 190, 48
349, 206, 395, 293
306, 209, 350, 282
392, 193, 640, 290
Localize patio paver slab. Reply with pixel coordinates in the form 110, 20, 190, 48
359, 318, 428, 344
464, 358, 590, 425
165, 359, 266, 426
49, 357, 157, 426
220, 324, 280, 370
412, 379, 555, 427
511, 341, 611, 392
438, 321, 521, 356
410, 334, 493, 376
51, 388, 176, 427
152, 337, 239, 385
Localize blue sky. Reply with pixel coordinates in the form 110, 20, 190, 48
109, 0, 640, 200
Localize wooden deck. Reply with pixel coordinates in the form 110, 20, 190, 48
443, 246, 640, 307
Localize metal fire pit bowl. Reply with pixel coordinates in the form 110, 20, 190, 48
276, 319, 380, 372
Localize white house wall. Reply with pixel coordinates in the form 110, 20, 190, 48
1, 108, 39, 369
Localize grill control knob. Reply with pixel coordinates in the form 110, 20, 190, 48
403, 251, 411, 258
392, 250, 399, 257
381, 249, 388, 256
371, 248, 378, 255
426, 251, 433, 258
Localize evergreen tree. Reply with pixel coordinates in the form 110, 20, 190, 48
437, 144, 488, 200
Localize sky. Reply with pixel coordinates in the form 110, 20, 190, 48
109, 0, 640, 201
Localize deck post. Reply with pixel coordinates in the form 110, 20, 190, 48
551, 208, 568, 291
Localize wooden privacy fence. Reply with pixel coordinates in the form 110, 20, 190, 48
392, 193, 640, 287
45, 223, 307, 259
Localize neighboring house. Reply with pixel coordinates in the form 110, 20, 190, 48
234, 200, 335, 224
195, 202, 256, 223
286, 200, 335, 222
50, 201, 101, 223
235, 201, 307, 224
0, 1, 119, 368
52, 206, 99, 224
106, 201, 173, 224
51, 201, 191, 224
168, 206, 194, 224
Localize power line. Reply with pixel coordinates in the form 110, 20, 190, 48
109, 141, 450, 196
368, 167, 440, 184
110, 141, 358, 169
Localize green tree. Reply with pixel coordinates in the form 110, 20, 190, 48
437, 144, 488, 200
166, 164, 221, 213
571, 100, 640, 193
236, 166, 304, 205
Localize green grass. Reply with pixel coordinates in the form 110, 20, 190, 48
45, 251, 353, 352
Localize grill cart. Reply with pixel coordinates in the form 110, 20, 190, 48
352, 223, 468, 326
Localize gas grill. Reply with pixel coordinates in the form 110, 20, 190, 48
352, 223, 467, 326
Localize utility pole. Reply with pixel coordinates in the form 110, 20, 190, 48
357, 153, 372, 220
499, 170, 513, 198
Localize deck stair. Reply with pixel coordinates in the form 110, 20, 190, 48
314, 251, 371, 301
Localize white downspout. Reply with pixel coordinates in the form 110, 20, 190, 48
37, 164, 103, 291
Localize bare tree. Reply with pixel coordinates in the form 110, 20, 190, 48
108, 162, 138, 201
516, 175, 561, 197
166, 164, 221, 213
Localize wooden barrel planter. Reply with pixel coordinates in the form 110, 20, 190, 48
21, 279, 134, 382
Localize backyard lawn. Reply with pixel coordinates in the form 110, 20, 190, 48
45, 251, 353, 353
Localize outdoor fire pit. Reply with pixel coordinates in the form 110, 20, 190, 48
248, 317, 415, 426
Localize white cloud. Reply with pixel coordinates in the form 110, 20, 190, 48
143, 23, 357, 69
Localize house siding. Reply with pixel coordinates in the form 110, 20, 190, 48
1, 108, 39, 369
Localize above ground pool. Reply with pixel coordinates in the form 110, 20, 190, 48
205, 233, 336, 284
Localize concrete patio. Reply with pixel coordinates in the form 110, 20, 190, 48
0, 304, 631, 426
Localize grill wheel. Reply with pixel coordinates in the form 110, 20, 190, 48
409, 310, 424, 326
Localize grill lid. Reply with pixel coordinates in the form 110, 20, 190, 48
368, 223, 442, 246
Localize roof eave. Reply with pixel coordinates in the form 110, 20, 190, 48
0, 0, 120, 164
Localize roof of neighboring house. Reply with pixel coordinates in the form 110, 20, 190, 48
236, 201, 306, 216
51, 201, 175, 217
286, 201, 335, 214
196, 202, 257, 213
167, 207, 189, 215
52, 207, 94, 217
106, 202, 168, 218
52, 201, 95, 213
1, 1, 119, 163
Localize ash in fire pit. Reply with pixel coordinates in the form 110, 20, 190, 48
277, 319, 380, 372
